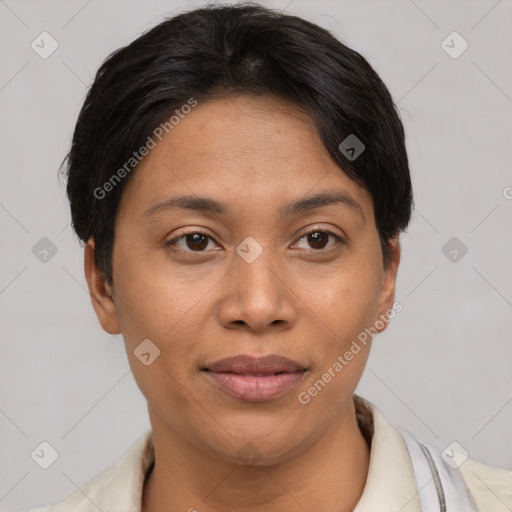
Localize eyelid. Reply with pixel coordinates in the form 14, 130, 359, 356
291, 227, 345, 250
165, 227, 220, 248
166, 225, 345, 253
295, 225, 345, 242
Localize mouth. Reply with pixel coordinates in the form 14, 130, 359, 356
202, 355, 308, 402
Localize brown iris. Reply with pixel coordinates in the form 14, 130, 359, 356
185, 233, 209, 251
307, 231, 329, 250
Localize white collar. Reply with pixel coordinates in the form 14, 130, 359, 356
51, 395, 422, 511
353, 394, 421, 511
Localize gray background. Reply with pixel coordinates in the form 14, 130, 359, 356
1, 0, 511, 510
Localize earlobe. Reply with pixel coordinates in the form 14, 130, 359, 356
83, 239, 122, 335
375, 238, 401, 334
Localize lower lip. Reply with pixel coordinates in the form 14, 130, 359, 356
204, 371, 306, 401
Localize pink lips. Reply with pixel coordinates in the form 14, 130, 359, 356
203, 355, 307, 401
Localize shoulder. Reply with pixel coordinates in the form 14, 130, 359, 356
459, 456, 512, 511
21, 461, 119, 512
20, 428, 154, 512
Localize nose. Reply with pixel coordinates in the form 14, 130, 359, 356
216, 246, 297, 333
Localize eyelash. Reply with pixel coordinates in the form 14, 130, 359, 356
165, 228, 344, 254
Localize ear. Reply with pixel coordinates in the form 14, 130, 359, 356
84, 239, 121, 335
375, 237, 401, 334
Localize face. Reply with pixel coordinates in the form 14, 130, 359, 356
85, 94, 399, 465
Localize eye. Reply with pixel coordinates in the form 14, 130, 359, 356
166, 228, 343, 254
166, 231, 220, 252
292, 229, 343, 251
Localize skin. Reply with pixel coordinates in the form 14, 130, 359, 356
84, 94, 400, 511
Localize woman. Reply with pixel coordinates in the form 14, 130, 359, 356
26, 3, 511, 511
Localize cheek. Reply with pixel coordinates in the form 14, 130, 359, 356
293, 261, 379, 424
110, 252, 214, 404
113, 265, 207, 417
112, 244, 211, 339
301, 255, 383, 344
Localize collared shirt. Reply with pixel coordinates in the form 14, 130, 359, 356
25, 395, 512, 511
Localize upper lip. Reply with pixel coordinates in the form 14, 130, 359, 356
204, 355, 306, 375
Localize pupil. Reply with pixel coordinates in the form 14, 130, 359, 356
187, 233, 208, 251
184, 232, 328, 251
309, 231, 327, 249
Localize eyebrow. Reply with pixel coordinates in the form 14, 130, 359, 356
141, 190, 365, 222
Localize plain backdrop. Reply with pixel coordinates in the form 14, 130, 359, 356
1, 0, 511, 510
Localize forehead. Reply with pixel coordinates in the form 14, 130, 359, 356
165, 94, 331, 173
117, 94, 373, 219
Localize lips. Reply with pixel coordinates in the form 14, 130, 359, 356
205, 355, 305, 375
203, 355, 307, 401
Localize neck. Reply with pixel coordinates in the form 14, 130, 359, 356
142, 398, 370, 512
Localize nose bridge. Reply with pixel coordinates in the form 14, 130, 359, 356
235, 238, 282, 305
237, 243, 279, 297
218, 237, 295, 331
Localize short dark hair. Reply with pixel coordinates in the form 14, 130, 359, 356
63, 2, 413, 285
